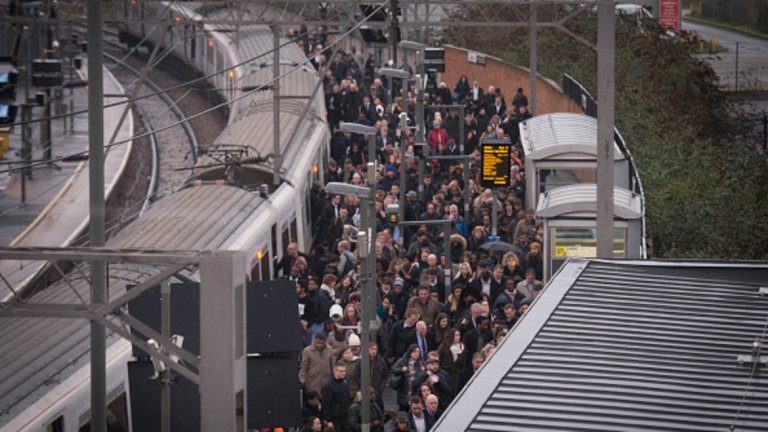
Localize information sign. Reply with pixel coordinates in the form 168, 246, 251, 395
659, 0, 680, 32
480, 140, 511, 188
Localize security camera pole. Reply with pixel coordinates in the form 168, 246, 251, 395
399, 40, 427, 200
324, 179, 376, 432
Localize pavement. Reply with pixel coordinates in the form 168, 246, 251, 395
682, 10, 768, 92
0, 83, 90, 247
0, 60, 133, 301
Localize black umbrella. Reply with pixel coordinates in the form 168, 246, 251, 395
478, 240, 520, 254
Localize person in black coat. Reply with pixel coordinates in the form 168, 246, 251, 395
407, 396, 436, 432
275, 241, 311, 278
410, 358, 452, 412
458, 352, 486, 392
461, 316, 492, 367
322, 362, 352, 431
387, 309, 420, 364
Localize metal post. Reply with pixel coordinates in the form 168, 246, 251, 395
596, 0, 615, 258
399, 112, 407, 230
199, 252, 247, 431
160, 281, 171, 432
272, 26, 281, 186
735, 41, 739, 93
69, 98, 74, 133
87, 0, 107, 429
442, 220, 451, 302
390, 0, 399, 71
491, 188, 498, 238
367, 132, 376, 170
529, 3, 538, 115
458, 105, 465, 154
463, 158, 470, 225
359, 224, 371, 432
416, 53, 425, 200
43, 88, 52, 160
20, 105, 31, 204
361, 161, 377, 432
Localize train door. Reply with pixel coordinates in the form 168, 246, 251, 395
250, 246, 270, 282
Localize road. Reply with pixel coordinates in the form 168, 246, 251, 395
681, 11, 768, 92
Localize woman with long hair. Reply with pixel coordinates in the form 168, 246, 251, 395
502, 251, 525, 283
437, 328, 467, 398
390, 344, 425, 412
430, 313, 452, 347
454, 74, 470, 102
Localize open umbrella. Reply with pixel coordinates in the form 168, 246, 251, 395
478, 240, 520, 254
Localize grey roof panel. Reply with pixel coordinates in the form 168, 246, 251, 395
519, 113, 624, 161
435, 260, 768, 432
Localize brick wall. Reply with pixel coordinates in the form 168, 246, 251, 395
440, 45, 582, 115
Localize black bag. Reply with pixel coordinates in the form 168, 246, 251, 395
388, 373, 402, 390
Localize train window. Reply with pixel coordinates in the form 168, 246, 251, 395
305, 188, 311, 236
78, 387, 129, 431
290, 218, 298, 244
46, 416, 64, 432
271, 223, 277, 260
251, 259, 261, 282
260, 250, 270, 281
282, 225, 290, 255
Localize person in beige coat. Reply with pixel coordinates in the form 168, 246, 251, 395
300, 332, 335, 394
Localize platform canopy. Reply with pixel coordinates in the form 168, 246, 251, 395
519, 112, 624, 161
536, 183, 642, 219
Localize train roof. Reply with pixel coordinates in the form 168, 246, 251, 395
435, 259, 768, 431
0, 184, 266, 428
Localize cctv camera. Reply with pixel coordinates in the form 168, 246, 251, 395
330, 304, 343, 322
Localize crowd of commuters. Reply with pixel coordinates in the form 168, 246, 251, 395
286, 31, 546, 432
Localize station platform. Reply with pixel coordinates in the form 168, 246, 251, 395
0, 61, 133, 301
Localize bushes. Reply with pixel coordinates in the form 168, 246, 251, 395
446, 6, 768, 258
701, 0, 768, 34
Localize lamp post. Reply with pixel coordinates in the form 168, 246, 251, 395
398, 40, 427, 200
378, 67, 411, 237
340, 122, 377, 172
324, 180, 376, 432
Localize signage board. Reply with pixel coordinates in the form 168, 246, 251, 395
480, 140, 511, 188
659, 0, 680, 32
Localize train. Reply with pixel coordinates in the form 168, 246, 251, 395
0, 1, 329, 430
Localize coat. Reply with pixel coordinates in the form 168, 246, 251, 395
322, 377, 351, 425
299, 344, 334, 395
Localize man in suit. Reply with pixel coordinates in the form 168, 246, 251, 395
414, 321, 436, 361
488, 95, 506, 118
360, 95, 375, 122
458, 352, 486, 392
408, 396, 435, 432
425, 394, 442, 421
462, 315, 492, 366
469, 269, 502, 305
470, 80, 483, 102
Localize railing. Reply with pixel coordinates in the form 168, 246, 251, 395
562, 73, 648, 258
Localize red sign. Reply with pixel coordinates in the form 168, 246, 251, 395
659, 0, 680, 32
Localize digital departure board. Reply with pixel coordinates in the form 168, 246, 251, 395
480, 139, 512, 188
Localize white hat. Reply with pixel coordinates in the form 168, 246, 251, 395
348, 333, 361, 347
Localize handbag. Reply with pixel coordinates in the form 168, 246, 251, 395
388, 373, 402, 390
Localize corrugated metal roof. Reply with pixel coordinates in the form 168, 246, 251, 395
536, 184, 643, 219
436, 260, 768, 432
519, 113, 624, 161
